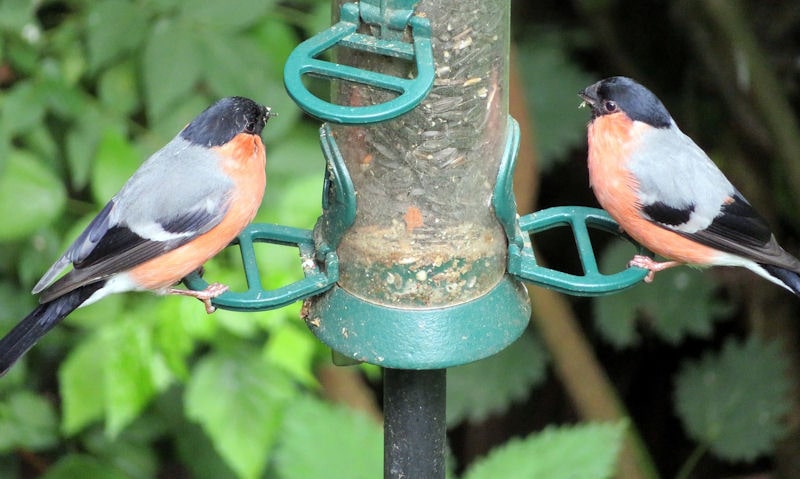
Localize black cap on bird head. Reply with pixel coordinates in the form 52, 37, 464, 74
579, 76, 671, 128
180, 96, 272, 147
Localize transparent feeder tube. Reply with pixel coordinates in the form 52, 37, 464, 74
331, 0, 509, 307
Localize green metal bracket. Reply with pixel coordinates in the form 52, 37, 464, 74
313, 123, 357, 255
510, 207, 652, 296
182, 223, 338, 312
492, 117, 525, 253
359, 0, 419, 39
282, 1, 434, 123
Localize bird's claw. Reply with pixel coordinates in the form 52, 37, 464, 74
168, 282, 229, 314
627, 255, 680, 283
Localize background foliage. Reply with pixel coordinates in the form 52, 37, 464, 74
0, 0, 798, 478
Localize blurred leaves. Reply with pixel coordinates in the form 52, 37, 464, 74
0, 0, 334, 476
274, 396, 382, 479
515, 33, 595, 171
85, 1, 148, 71
60, 314, 167, 437
185, 348, 297, 479
0, 390, 59, 452
674, 337, 792, 462
593, 241, 732, 347
0, 80, 45, 137
447, 332, 548, 426
462, 422, 625, 479
40, 456, 129, 479
0, 150, 66, 240
91, 129, 141, 203
143, 20, 202, 120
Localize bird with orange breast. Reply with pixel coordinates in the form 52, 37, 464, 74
579, 76, 800, 295
0, 96, 272, 375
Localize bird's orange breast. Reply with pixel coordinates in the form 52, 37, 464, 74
129, 133, 267, 290
587, 113, 641, 227
587, 114, 720, 264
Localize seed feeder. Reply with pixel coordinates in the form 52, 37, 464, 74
185, 0, 651, 477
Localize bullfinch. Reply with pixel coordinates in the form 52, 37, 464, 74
578, 76, 800, 295
0, 96, 272, 375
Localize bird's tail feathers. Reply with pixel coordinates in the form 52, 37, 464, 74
759, 264, 800, 297
0, 282, 103, 376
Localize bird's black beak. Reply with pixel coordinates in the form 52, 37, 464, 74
578, 82, 600, 109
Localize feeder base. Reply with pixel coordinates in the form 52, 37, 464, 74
303, 275, 530, 369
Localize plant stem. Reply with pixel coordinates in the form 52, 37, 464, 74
674, 443, 709, 479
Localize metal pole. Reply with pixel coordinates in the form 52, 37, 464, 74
384, 368, 447, 479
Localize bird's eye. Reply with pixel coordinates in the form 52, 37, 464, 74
603, 100, 617, 113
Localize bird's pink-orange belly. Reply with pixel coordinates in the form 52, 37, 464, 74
129, 134, 266, 290
588, 117, 720, 265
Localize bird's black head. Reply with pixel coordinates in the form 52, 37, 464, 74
180, 96, 272, 147
579, 76, 671, 128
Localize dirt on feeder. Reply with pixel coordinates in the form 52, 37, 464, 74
337, 219, 505, 307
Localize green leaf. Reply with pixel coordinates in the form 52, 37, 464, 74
98, 60, 139, 116
464, 422, 625, 479
447, 332, 548, 425
40, 455, 129, 479
91, 128, 141, 205
0, 133, 9, 173
258, 123, 327, 224
153, 303, 195, 379
66, 106, 104, 192
593, 241, 731, 347
0, 149, 66, 240
174, 419, 239, 479
60, 331, 106, 436
82, 425, 160, 479
250, 18, 301, 72
0, 0, 35, 33
515, 34, 596, 171
86, 0, 148, 70
18, 227, 62, 289
185, 348, 296, 479
674, 336, 792, 462
40, 76, 90, 119
0, 281, 36, 340
179, 0, 273, 31
147, 94, 210, 142
20, 124, 59, 164
143, 19, 201, 122
4, 35, 39, 76
205, 296, 261, 338
142, 0, 182, 13
263, 324, 319, 387
157, 387, 238, 479
303, 1, 336, 40
0, 390, 59, 452
156, 293, 219, 343
56, 36, 87, 86
200, 33, 277, 104
0, 81, 45, 136
103, 320, 161, 437
274, 396, 382, 479
60, 317, 164, 437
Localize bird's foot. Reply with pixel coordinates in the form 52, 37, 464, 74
627, 255, 681, 283
168, 282, 229, 313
